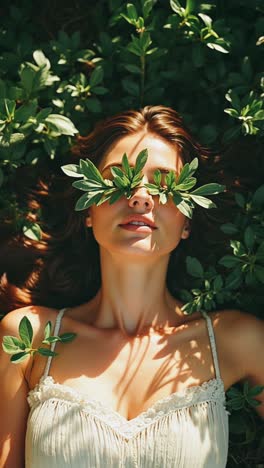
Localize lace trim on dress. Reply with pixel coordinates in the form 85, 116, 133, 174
27, 375, 227, 439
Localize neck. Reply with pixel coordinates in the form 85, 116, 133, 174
90, 249, 178, 336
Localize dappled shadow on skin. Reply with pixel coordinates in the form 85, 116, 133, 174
113, 318, 214, 409
26, 312, 227, 467
30, 311, 218, 420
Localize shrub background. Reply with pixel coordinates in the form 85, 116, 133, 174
0, 1, 263, 466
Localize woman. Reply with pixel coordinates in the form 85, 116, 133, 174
0, 105, 263, 468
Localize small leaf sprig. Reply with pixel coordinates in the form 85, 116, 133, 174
145, 158, 225, 218
61, 149, 225, 218
2, 316, 76, 363
61, 149, 148, 211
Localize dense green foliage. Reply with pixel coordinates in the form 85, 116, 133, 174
0, 1, 263, 465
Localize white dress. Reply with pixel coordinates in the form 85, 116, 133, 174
25, 309, 229, 467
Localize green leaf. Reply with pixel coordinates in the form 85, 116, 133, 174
134, 149, 148, 174
38, 348, 58, 357
19, 316, 33, 348
186, 0, 196, 14
198, 13, 212, 28
186, 256, 204, 278
254, 110, 264, 120
256, 241, 264, 259
111, 166, 129, 180
15, 101, 38, 122
244, 226, 255, 250
11, 351, 30, 363
2, 336, 25, 354
121, 153, 133, 179
176, 199, 193, 218
75, 192, 102, 210
159, 192, 168, 204
230, 240, 246, 256
142, 0, 155, 18
154, 170, 161, 185
36, 107, 52, 122
59, 332, 77, 343
213, 275, 223, 290
122, 79, 140, 96
170, 0, 183, 15
254, 265, 264, 283
45, 114, 78, 136
224, 108, 239, 118
44, 322, 52, 341
219, 255, 242, 268
252, 185, 264, 205
123, 64, 141, 74
33, 50, 50, 68
109, 190, 123, 204
42, 336, 61, 344
191, 183, 225, 196
127, 3, 138, 20
61, 164, 83, 178
176, 162, 191, 185
189, 195, 216, 209
7, 133, 25, 145
207, 43, 229, 54
248, 385, 264, 397
174, 178, 197, 191
80, 159, 104, 183
113, 175, 128, 189
20, 66, 35, 93
72, 180, 102, 191
85, 97, 102, 113
235, 193, 245, 208
92, 86, 108, 95
4, 99, 16, 118
165, 172, 175, 188
90, 66, 104, 87
188, 158, 199, 174
145, 184, 161, 195
127, 40, 142, 56
22, 223, 42, 241
220, 223, 238, 235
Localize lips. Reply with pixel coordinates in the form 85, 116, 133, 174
119, 215, 157, 229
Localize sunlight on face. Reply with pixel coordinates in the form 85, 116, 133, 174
89, 132, 189, 261
99, 131, 183, 183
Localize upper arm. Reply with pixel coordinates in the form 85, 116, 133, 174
0, 310, 31, 468
228, 311, 264, 419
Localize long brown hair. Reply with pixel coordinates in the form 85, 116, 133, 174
0, 105, 225, 313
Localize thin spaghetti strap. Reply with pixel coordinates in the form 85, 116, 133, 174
201, 310, 221, 380
42, 308, 68, 379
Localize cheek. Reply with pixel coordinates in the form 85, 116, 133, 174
161, 206, 187, 239
89, 202, 121, 243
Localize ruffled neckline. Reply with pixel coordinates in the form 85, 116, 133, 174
28, 375, 227, 439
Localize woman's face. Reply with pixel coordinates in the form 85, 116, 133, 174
87, 132, 190, 260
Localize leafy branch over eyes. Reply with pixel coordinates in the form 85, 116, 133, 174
61, 149, 225, 218
2, 316, 76, 363
61, 149, 148, 210
145, 158, 225, 218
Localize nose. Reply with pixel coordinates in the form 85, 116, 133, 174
128, 185, 154, 211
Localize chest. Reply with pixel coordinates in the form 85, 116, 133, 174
29, 323, 221, 420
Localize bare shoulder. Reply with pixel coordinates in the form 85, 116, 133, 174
0, 305, 60, 339
210, 309, 264, 418
210, 308, 264, 345
209, 308, 264, 364
0, 305, 60, 367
